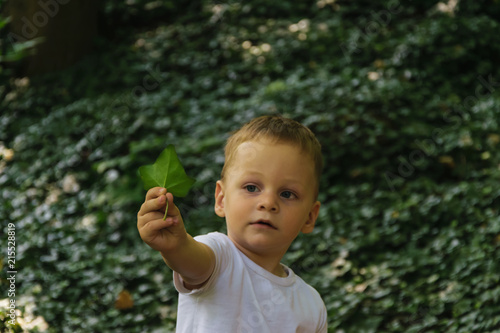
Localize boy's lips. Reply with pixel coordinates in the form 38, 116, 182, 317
249, 219, 277, 230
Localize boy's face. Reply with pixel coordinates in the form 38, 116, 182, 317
214, 139, 320, 260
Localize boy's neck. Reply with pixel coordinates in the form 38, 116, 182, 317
228, 236, 288, 277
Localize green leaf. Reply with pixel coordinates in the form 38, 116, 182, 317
138, 145, 195, 219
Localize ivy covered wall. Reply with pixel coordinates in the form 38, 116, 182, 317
1, 1, 500, 332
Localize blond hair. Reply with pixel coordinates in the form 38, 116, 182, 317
220, 115, 323, 198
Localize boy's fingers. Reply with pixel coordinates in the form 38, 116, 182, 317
138, 192, 181, 218
139, 215, 179, 233
138, 210, 164, 226
145, 187, 167, 201
138, 195, 166, 217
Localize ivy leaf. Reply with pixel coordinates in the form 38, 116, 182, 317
138, 144, 195, 219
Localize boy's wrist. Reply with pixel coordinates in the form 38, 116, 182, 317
159, 232, 214, 282
159, 229, 190, 256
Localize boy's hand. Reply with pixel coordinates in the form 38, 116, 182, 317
137, 187, 187, 253
137, 187, 216, 288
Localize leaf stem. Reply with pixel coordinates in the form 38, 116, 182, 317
163, 188, 169, 220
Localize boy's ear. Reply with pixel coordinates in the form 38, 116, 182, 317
301, 201, 320, 234
214, 180, 226, 217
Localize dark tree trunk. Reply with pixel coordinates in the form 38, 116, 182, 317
3, 0, 99, 76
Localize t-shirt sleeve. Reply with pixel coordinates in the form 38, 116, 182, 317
316, 304, 328, 333
173, 232, 231, 295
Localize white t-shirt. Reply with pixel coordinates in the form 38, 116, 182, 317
173, 232, 327, 333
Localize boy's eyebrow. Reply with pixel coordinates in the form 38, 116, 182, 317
242, 170, 306, 187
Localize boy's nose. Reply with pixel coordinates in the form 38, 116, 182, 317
258, 193, 279, 213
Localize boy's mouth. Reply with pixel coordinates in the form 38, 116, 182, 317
250, 219, 277, 229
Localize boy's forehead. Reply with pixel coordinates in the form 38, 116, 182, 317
234, 139, 301, 160
234, 140, 266, 159
232, 140, 313, 172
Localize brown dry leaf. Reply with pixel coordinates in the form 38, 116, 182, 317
488, 134, 500, 146
115, 290, 134, 310
438, 156, 455, 168
349, 168, 363, 178
374, 59, 385, 68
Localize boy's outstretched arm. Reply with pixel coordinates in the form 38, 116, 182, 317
137, 187, 215, 289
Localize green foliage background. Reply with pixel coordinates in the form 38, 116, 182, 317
1, 1, 500, 332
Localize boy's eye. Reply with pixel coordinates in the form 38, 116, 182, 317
245, 185, 258, 192
280, 191, 296, 199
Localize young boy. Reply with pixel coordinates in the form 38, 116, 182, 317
137, 115, 327, 332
